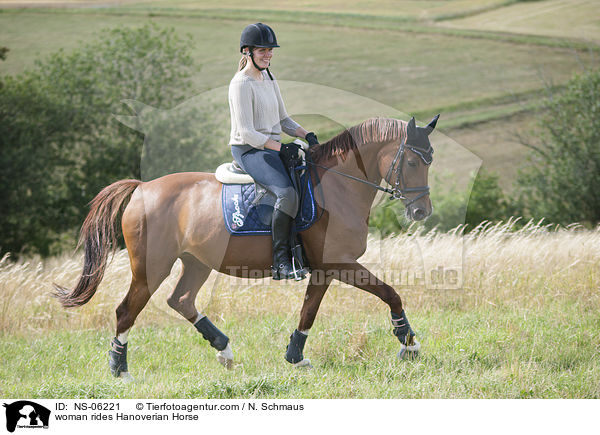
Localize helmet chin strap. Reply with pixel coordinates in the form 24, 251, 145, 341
249, 51, 267, 71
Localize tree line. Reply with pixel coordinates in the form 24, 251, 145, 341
1, 24, 229, 256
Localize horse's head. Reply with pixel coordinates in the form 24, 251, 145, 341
377, 115, 438, 221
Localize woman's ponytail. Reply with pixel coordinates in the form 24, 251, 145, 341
238, 55, 248, 71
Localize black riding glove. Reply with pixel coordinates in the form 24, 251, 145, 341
305, 132, 319, 147
279, 142, 302, 168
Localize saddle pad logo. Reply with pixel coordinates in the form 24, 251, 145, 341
231, 194, 245, 229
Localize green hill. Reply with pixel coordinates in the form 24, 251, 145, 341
1, 0, 597, 182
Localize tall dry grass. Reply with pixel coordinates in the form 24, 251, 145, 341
1, 220, 599, 336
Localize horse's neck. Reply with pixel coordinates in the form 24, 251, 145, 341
316, 142, 383, 218
348, 140, 384, 182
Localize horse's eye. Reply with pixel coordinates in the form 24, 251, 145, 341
408, 160, 418, 168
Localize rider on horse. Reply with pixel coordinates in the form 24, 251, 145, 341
228, 23, 319, 281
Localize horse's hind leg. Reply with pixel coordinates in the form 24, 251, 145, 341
109, 253, 176, 381
109, 207, 178, 381
109, 274, 150, 381
166, 253, 233, 369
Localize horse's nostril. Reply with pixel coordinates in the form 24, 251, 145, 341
413, 208, 426, 220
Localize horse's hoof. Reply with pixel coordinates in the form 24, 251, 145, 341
118, 372, 135, 383
292, 358, 313, 369
216, 344, 234, 370
216, 354, 234, 370
397, 341, 421, 360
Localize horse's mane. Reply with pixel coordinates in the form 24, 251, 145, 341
309, 117, 406, 163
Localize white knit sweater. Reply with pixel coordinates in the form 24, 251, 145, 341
228, 70, 300, 149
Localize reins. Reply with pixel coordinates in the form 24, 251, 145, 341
305, 161, 396, 194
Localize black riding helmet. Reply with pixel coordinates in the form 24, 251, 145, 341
240, 22, 279, 52
240, 23, 278, 78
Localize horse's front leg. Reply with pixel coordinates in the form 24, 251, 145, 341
334, 261, 420, 359
285, 272, 332, 367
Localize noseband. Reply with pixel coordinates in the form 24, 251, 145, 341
384, 139, 433, 206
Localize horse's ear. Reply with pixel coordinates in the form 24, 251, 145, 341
425, 114, 440, 135
121, 99, 156, 116
407, 117, 417, 138
113, 99, 156, 133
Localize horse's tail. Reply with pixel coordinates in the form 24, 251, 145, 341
53, 179, 142, 308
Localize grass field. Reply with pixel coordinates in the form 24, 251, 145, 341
441, 0, 600, 43
0, 0, 516, 20
1, 1, 597, 180
1, 222, 599, 398
0, 10, 588, 111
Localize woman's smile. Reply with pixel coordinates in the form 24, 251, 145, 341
254, 48, 273, 67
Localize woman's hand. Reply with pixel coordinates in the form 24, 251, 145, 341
263, 138, 282, 151
305, 132, 319, 147
279, 142, 302, 167
292, 127, 319, 147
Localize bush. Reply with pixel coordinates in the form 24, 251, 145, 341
0, 75, 76, 254
465, 169, 513, 226
369, 169, 512, 235
0, 24, 195, 256
517, 69, 600, 225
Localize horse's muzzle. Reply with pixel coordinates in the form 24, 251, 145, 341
412, 208, 427, 221
407, 204, 431, 221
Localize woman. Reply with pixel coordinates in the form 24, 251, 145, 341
229, 22, 319, 280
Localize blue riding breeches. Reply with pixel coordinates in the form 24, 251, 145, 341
231, 145, 299, 218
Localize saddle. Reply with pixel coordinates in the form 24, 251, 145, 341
216, 139, 318, 236
215, 159, 254, 185
216, 140, 318, 274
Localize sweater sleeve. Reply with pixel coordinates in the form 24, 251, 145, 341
229, 79, 270, 149
273, 78, 301, 137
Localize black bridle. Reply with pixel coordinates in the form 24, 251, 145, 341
384, 138, 433, 206
305, 139, 433, 207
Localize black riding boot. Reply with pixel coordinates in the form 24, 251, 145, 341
271, 209, 307, 280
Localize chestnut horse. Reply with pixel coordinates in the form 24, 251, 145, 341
55, 115, 438, 380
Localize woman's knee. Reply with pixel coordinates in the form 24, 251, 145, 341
274, 186, 299, 217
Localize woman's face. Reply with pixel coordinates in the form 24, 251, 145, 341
250, 47, 273, 69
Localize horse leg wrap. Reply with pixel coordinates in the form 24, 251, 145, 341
285, 330, 308, 364
108, 337, 128, 377
194, 317, 229, 351
391, 310, 416, 346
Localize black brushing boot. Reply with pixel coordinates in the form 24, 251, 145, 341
285, 329, 308, 364
271, 209, 306, 280
108, 337, 128, 377
391, 310, 420, 359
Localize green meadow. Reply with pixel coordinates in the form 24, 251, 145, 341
1, 224, 599, 398
1, 0, 596, 182
3, 311, 599, 399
